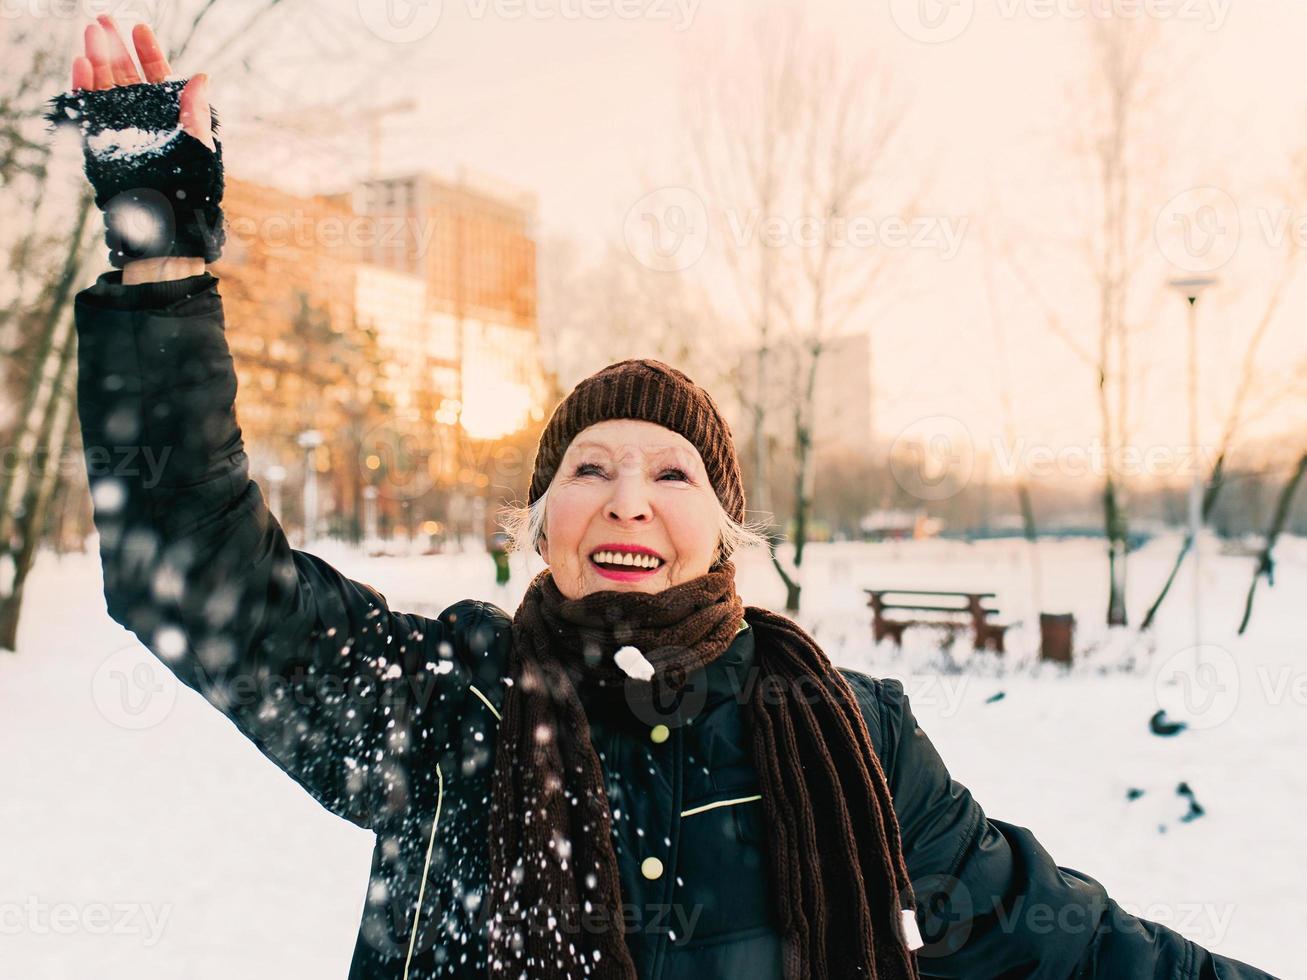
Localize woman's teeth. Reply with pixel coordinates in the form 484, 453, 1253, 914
592, 551, 663, 570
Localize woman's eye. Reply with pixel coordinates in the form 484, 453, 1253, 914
573, 463, 686, 480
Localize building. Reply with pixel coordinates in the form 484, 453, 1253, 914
355, 171, 545, 441
214, 176, 376, 539
212, 169, 546, 544
354, 263, 435, 414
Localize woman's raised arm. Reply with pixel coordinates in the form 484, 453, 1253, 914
65, 19, 486, 830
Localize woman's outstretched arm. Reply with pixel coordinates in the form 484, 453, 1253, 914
67, 19, 482, 830
848, 673, 1277, 978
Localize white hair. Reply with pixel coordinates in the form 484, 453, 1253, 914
498, 483, 771, 567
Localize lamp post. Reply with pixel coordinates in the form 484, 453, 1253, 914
297, 430, 324, 547
1167, 276, 1217, 654
363, 486, 378, 551
266, 465, 286, 518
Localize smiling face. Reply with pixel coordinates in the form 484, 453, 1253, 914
538, 419, 722, 599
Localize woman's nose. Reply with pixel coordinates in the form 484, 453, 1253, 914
605, 473, 652, 523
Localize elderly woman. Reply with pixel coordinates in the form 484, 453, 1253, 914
61, 18, 1273, 980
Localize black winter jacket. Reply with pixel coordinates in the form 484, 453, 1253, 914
73, 271, 1277, 980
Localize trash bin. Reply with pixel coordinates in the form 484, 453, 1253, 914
1039, 613, 1075, 665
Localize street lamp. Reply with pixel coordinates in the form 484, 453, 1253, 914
363, 486, 378, 551
266, 465, 286, 518
1167, 275, 1217, 653
297, 430, 324, 547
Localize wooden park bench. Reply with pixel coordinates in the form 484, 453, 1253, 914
865, 589, 1009, 653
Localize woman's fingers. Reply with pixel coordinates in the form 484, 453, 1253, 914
179, 74, 215, 150
131, 22, 172, 83
96, 15, 143, 85
73, 20, 206, 148
71, 56, 94, 92
83, 24, 115, 90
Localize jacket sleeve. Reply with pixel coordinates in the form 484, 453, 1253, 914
861, 676, 1277, 980
75, 271, 476, 830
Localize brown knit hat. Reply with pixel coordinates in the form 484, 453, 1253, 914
528, 358, 746, 523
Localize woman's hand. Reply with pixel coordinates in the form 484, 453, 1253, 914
72, 16, 212, 150
55, 15, 224, 279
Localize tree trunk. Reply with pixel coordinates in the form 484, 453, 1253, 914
0, 192, 93, 561
1140, 452, 1226, 630
0, 330, 78, 651
1237, 452, 1307, 635
1104, 474, 1129, 625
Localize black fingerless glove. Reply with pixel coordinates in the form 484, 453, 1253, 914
46, 79, 225, 268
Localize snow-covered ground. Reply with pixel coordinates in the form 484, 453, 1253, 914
1, 534, 1301, 978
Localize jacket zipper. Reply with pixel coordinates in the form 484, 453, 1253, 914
403, 763, 444, 980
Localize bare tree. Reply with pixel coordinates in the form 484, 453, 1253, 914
0, 1, 280, 651
682, 12, 806, 529
1141, 237, 1302, 629
980, 219, 1045, 615
540, 239, 729, 393
683, 12, 918, 611
1003, 16, 1177, 627
1237, 448, 1307, 634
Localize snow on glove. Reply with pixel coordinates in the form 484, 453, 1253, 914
46, 79, 224, 268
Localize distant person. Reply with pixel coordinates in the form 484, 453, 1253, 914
489, 530, 511, 586
57, 17, 1274, 980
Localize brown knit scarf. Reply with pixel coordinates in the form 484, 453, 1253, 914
486, 561, 919, 980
